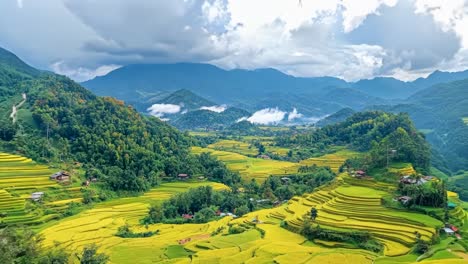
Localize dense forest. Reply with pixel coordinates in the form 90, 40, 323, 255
277, 111, 432, 173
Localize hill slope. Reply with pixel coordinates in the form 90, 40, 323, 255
369, 78, 468, 172
0, 47, 199, 192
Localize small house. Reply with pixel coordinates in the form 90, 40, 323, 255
281, 177, 291, 184
178, 174, 189, 180
355, 170, 366, 178
257, 154, 271, 160
182, 214, 193, 220
30, 192, 44, 202
447, 202, 457, 209
398, 196, 412, 205
450, 225, 458, 232
443, 227, 455, 236
400, 175, 427, 185
50, 171, 70, 182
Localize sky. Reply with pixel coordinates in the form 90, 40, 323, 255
1, 0, 467, 82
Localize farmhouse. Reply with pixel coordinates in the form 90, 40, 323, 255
30, 192, 44, 201
182, 214, 193, 220
354, 170, 366, 178
443, 227, 455, 236
400, 175, 427, 185
178, 174, 189, 180
50, 171, 70, 182
257, 154, 271, 160
397, 196, 412, 205
281, 177, 291, 184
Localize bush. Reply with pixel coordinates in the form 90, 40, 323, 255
115, 223, 159, 238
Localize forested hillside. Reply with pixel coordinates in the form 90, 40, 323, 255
0, 48, 219, 192
277, 111, 431, 173
370, 78, 468, 173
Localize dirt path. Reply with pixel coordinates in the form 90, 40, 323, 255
9, 93, 26, 124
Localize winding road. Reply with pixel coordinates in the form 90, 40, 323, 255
9, 93, 26, 124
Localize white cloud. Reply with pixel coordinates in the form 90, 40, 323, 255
341, 0, 398, 32
247, 107, 286, 124
147, 104, 181, 117
1, 0, 467, 81
51, 61, 121, 82
288, 108, 303, 121
200, 105, 227, 113
236, 116, 248, 122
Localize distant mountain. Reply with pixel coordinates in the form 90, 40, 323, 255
82, 63, 468, 118
155, 89, 216, 111
82, 63, 350, 103
316, 108, 355, 127
351, 70, 468, 99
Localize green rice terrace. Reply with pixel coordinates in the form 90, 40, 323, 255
1, 145, 467, 263
0, 152, 83, 226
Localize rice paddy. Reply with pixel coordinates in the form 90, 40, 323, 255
208, 140, 259, 156
191, 146, 300, 181
38, 169, 467, 264
0, 152, 66, 225
3, 150, 466, 263
300, 149, 361, 173
252, 174, 444, 257
207, 139, 291, 157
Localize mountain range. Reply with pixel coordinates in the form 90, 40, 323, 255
82, 63, 468, 116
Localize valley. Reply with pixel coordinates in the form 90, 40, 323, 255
0, 40, 468, 264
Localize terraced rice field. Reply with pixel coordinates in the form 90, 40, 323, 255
0, 152, 64, 225
251, 174, 443, 257
300, 149, 361, 173
192, 147, 299, 181
40, 170, 465, 263
40, 181, 230, 263
208, 140, 259, 156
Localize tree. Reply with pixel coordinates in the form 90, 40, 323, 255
310, 207, 318, 221
77, 244, 109, 264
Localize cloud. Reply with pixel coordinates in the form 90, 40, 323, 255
288, 108, 303, 121
147, 103, 181, 117
0, 0, 467, 81
247, 107, 286, 125
347, 0, 461, 72
236, 116, 248, 122
200, 105, 227, 113
51, 61, 121, 82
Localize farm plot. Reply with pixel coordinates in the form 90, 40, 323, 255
300, 149, 361, 173
192, 147, 299, 181
208, 139, 258, 156
40, 181, 230, 262
0, 152, 62, 225
250, 176, 443, 257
